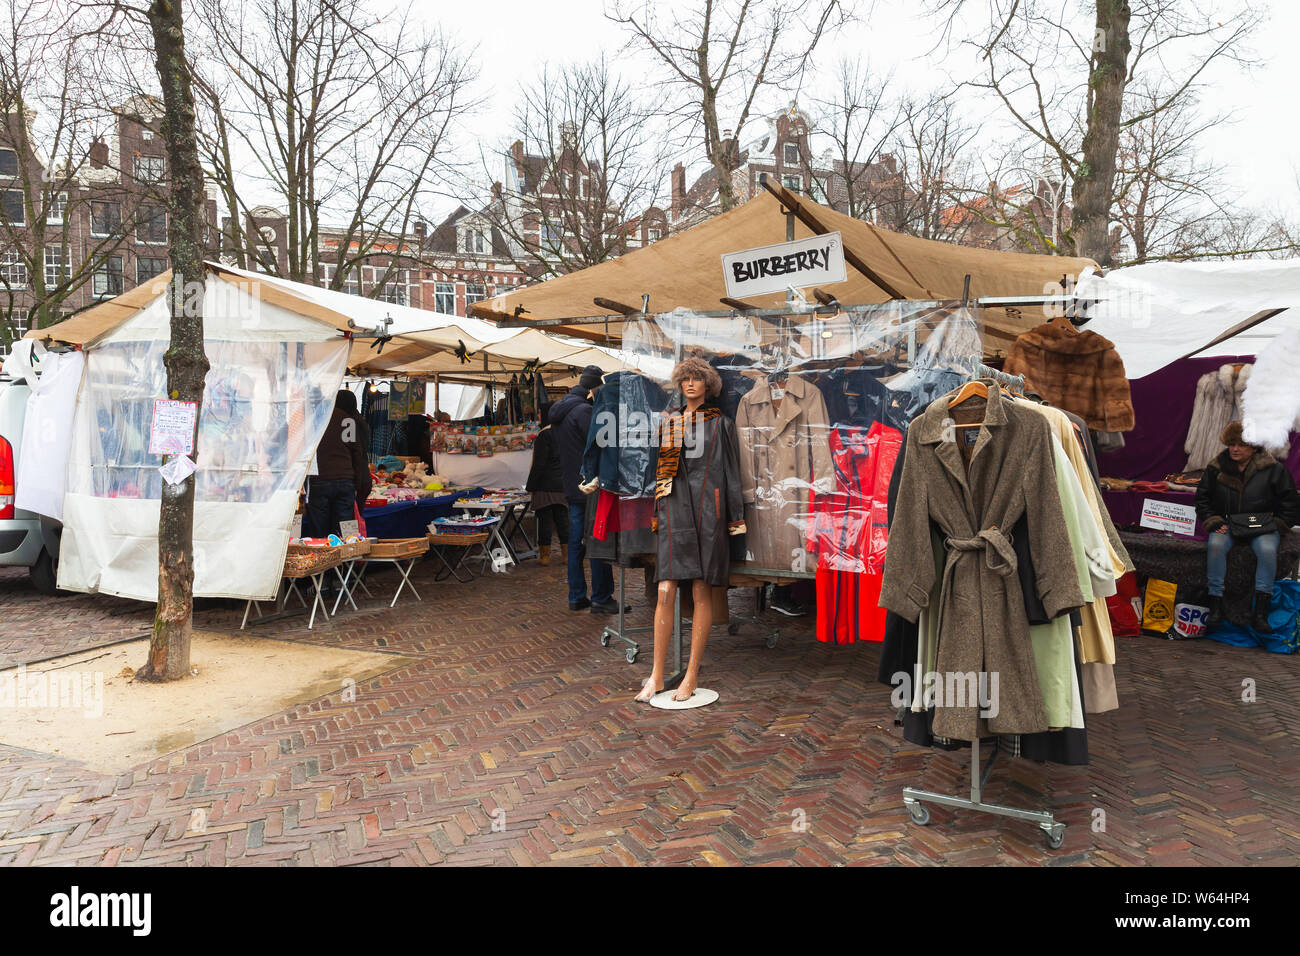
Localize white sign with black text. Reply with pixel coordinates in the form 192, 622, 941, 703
1139, 498, 1197, 536
722, 232, 847, 299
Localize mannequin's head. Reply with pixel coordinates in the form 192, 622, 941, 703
670, 357, 722, 403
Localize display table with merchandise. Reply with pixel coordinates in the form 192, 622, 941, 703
361, 487, 483, 538
434, 450, 532, 489
456, 492, 534, 564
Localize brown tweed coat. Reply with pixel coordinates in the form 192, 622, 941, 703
880, 384, 1086, 741
1003, 321, 1135, 432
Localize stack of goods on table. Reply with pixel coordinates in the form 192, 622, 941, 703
285, 532, 371, 574
430, 514, 499, 535
435, 422, 539, 457
366, 456, 455, 505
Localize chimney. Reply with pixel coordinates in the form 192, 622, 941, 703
89, 136, 108, 169
510, 139, 525, 171
491, 180, 503, 202
559, 121, 578, 145
414, 220, 427, 242
671, 162, 686, 217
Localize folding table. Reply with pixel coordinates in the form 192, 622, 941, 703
455, 494, 534, 564
428, 528, 495, 583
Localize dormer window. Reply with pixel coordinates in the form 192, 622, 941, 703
462, 226, 488, 255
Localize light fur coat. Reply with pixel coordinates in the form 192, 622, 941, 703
1242, 326, 1300, 452
1184, 363, 1251, 471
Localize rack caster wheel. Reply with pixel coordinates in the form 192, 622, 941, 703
1042, 825, 1065, 850
905, 801, 930, 826
600, 634, 610, 647
727, 622, 740, 635
765, 632, 779, 648
625, 648, 638, 664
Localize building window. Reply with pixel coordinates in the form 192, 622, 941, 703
47, 192, 66, 224
44, 246, 66, 288
137, 256, 168, 283
137, 204, 166, 244
784, 143, 799, 165
135, 155, 165, 183
90, 200, 121, 237
0, 310, 29, 357
647, 228, 661, 242
781, 174, 802, 193
0, 149, 17, 177
0, 251, 28, 288
378, 282, 408, 306
462, 227, 487, 255
1, 190, 24, 224
465, 282, 486, 307
142, 129, 154, 142
92, 256, 123, 297
434, 281, 455, 314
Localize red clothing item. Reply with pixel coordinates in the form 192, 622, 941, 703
808, 422, 901, 643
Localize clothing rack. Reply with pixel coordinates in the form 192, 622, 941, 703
903, 738, 1067, 849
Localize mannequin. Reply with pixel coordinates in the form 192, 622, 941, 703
636, 358, 746, 703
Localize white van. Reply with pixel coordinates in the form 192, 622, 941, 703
0, 346, 63, 594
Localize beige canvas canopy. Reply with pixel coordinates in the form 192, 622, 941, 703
469, 187, 1096, 351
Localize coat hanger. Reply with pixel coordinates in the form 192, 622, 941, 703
948, 380, 988, 428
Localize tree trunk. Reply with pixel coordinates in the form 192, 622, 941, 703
139, 0, 210, 683
1069, 0, 1131, 266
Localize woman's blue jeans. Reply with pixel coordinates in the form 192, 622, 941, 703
1206, 530, 1280, 596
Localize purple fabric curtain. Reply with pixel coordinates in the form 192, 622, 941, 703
1098, 355, 1300, 482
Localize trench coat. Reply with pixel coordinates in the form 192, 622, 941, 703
735, 373, 835, 571
879, 384, 1086, 741
655, 409, 745, 586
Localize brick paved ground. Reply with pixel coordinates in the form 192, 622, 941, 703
0, 558, 1297, 866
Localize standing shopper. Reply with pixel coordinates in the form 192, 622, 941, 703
1196, 421, 1300, 632
526, 401, 569, 566
305, 389, 372, 538
550, 365, 622, 613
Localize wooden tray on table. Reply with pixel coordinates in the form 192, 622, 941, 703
370, 537, 430, 559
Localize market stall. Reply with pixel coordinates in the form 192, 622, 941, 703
24, 264, 354, 602
467, 183, 1121, 846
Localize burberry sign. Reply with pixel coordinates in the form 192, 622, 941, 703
722, 232, 846, 299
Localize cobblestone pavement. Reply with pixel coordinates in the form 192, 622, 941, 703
0, 558, 1297, 866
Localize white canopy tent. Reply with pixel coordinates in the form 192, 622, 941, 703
1075, 259, 1300, 379
27, 268, 352, 602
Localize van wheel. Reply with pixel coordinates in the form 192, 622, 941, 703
29, 548, 59, 596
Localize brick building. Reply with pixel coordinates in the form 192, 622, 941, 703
0, 96, 218, 357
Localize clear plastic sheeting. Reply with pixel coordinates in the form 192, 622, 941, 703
617, 303, 982, 577
58, 286, 349, 602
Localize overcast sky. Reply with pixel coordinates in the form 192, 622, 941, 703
419, 0, 1298, 222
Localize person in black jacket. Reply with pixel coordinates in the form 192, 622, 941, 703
549, 365, 622, 613
305, 389, 372, 538
1196, 421, 1300, 631
526, 402, 569, 566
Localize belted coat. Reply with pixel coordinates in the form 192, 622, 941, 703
879, 384, 1085, 741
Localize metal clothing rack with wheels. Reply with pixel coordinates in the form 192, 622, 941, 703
903, 738, 1067, 850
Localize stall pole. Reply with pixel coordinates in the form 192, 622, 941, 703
433, 373, 440, 418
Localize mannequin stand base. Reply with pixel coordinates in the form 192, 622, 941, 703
649, 687, 718, 710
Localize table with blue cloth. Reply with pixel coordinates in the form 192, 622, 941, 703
361, 487, 484, 539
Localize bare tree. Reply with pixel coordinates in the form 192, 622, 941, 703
887, 92, 981, 243
191, 0, 476, 292
801, 57, 905, 221
608, 0, 848, 212
931, 0, 1263, 265
0, 0, 150, 345
478, 58, 666, 280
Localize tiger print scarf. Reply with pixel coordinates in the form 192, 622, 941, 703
655, 406, 722, 501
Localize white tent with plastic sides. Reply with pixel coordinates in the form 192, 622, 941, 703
26, 265, 357, 603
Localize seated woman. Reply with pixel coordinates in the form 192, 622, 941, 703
1195, 421, 1300, 632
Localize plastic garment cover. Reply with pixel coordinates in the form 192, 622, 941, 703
581, 370, 669, 497
620, 304, 983, 577
58, 289, 348, 601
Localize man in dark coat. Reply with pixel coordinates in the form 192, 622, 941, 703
305, 388, 372, 538
550, 365, 622, 613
